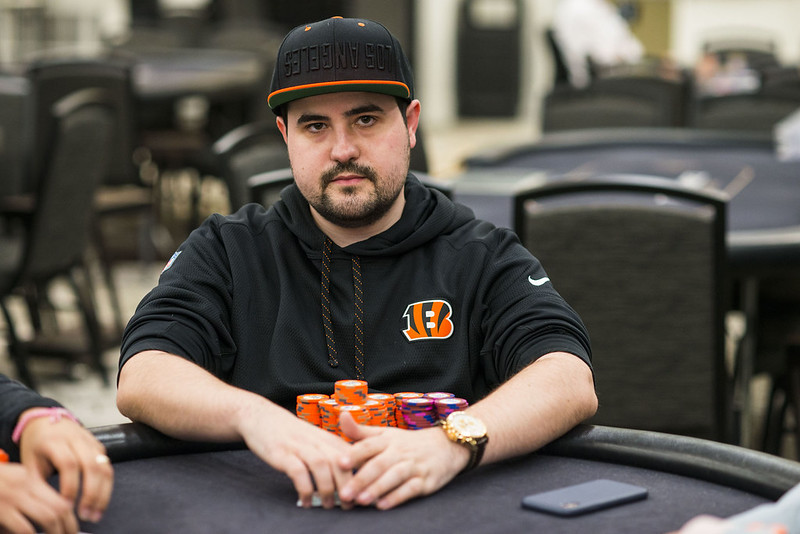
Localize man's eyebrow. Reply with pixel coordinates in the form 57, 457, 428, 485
345, 104, 386, 117
295, 104, 386, 125
296, 113, 329, 125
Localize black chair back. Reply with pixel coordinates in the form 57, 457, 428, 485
212, 120, 289, 212
0, 75, 30, 196
25, 90, 115, 280
514, 174, 731, 442
26, 57, 136, 191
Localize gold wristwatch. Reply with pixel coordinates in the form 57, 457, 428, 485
441, 411, 488, 473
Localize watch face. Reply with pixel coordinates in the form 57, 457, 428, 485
449, 412, 487, 438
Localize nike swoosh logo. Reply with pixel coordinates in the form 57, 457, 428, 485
528, 276, 550, 287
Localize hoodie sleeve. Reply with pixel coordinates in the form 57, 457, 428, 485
0, 374, 61, 461
477, 228, 592, 382
119, 213, 238, 379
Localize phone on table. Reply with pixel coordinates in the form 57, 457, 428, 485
521, 479, 648, 517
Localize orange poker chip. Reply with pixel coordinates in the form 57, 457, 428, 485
338, 404, 369, 424
318, 399, 340, 434
296, 393, 329, 426
338, 404, 369, 442
367, 393, 396, 426
361, 399, 386, 426
335, 379, 368, 406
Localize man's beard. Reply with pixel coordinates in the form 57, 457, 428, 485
308, 161, 406, 229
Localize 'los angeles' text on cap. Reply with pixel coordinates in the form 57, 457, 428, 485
267, 17, 414, 113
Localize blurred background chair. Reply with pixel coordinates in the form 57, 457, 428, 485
0, 89, 115, 389
212, 120, 290, 213
0, 74, 29, 199
25, 56, 150, 340
514, 174, 731, 442
542, 75, 689, 132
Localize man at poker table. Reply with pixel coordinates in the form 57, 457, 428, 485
116, 16, 597, 511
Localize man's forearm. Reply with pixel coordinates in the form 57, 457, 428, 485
117, 350, 281, 442
467, 352, 597, 465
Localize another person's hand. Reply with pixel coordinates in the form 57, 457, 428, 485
0, 462, 79, 534
238, 404, 355, 509
18, 409, 113, 523
667, 515, 729, 534
337, 412, 469, 510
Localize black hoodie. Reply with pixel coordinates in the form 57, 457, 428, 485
120, 175, 591, 410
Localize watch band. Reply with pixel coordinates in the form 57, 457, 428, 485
462, 435, 488, 473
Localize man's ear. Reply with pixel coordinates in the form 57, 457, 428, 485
406, 99, 421, 149
276, 115, 289, 144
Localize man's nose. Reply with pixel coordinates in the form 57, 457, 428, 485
330, 129, 360, 163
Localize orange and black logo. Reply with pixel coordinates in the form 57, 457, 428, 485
402, 300, 453, 341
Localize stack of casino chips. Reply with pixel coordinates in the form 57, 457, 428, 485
296, 379, 469, 434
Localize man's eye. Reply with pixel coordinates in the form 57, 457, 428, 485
356, 116, 376, 126
306, 122, 326, 132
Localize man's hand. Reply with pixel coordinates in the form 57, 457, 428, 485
19, 414, 113, 524
237, 404, 355, 509
336, 411, 469, 510
0, 462, 79, 534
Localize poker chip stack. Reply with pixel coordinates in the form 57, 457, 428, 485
434, 397, 468, 419
392, 392, 423, 429
295, 380, 469, 433
334, 379, 368, 405
367, 393, 397, 427
400, 397, 439, 429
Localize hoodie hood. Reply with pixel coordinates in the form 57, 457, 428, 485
272, 174, 475, 256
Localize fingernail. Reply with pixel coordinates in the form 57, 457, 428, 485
357, 491, 374, 505
79, 508, 102, 523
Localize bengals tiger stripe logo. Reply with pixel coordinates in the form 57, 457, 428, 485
402, 300, 454, 341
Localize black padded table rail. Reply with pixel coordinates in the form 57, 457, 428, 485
77, 423, 800, 534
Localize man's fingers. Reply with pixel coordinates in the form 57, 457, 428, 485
76, 451, 114, 522
338, 411, 376, 442
282, 454, 317, 508
375, 477, 425, 510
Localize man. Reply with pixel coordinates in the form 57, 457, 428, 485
0, 374, 113, 533
117, 16, 596, 510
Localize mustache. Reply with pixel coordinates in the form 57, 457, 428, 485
320, 162, 378, 186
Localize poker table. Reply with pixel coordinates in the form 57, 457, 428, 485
131, 46, 267, 103
459, 127, 800, 275
77, 422, 800, 533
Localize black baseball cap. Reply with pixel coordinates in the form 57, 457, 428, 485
267, 17, 414, 113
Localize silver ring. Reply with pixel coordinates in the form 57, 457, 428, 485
95, 454, 110, 465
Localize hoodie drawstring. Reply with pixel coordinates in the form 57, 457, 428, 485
352, 255, 365, 379
321, 238, 339, 368
321, 237, 365, 378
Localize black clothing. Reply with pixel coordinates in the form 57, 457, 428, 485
120, 175, 591, 410
0, 374, 60, 460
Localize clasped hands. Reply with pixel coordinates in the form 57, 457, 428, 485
244, 409, 471, 511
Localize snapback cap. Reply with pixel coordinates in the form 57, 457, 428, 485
267, 17, 414, 113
